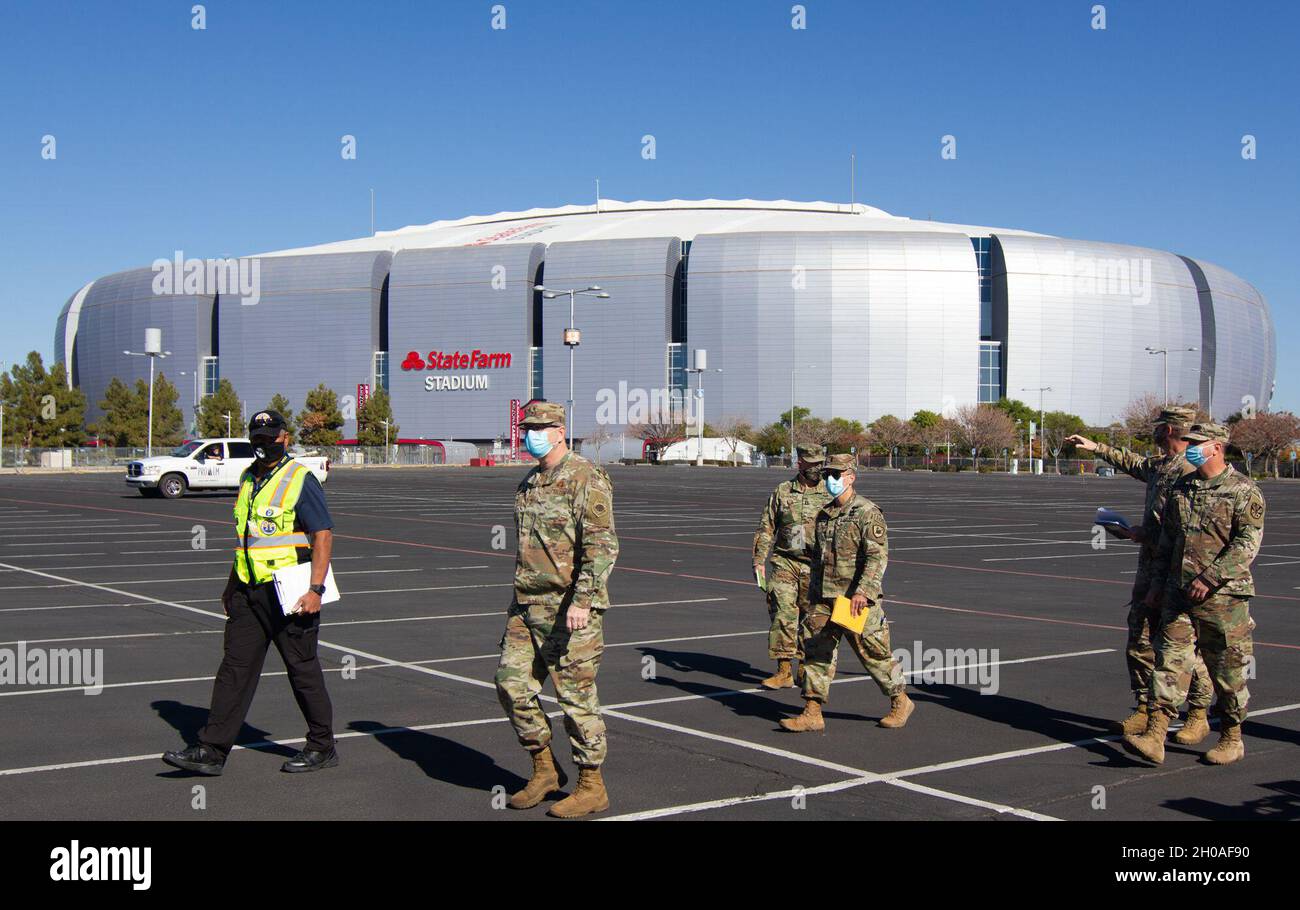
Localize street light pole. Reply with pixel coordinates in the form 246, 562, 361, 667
1145, 346, 1197, 406
685, 350, 720, 466
124, 329, 171, 457
534, 284, 610, 449
1021, 386, 1051, 471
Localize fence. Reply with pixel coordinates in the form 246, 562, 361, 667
1, 445, 1295, 479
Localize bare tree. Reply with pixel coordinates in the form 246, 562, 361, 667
1121, 394, 1207, 444
583, 424, 613, 465
1230, 411, 1300, 477
868, 415, 912, 468
629, 418, 687, 462
951, 404, 1018, 469
712, 415, 755, 465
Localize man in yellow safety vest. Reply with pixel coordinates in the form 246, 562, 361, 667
162, 408, 338, 775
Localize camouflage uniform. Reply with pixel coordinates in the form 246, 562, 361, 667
753, 447, 832, 661
799, 457, 906, 703
1094, 424, 1212, 710
494, 402, 618, 769
1148, 447, 1263, 726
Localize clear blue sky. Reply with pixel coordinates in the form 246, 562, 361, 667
2, 0, 1295, 410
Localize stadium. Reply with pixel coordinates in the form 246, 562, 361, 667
54, 199, 1277, 443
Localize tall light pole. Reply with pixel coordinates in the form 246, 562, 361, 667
124, 328, 171, 457
178, 370, 199, 436
790, 365, 817, 463
1145, 346, 1197, 405
534, 284, 610, 448
684, 349, 721, 466
1021, 386, 1051, 469
0, 359, 6, 469
380, 418, 391, 463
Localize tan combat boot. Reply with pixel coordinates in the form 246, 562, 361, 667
1203, 723, 1245, 765
1173, 707, 1211, 745
1111, 703, 1149, 736
779, 698, 825, 732
1123, 710, 1171, 764
879, 692, 915, 729
796, 661, 806, 687
761, 659, 795, 690
547, 766, 609, 818
508, 747, 567, 809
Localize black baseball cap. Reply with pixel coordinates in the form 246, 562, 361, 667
248, 409, 286, 437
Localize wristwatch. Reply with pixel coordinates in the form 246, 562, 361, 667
309, 583, 326, 596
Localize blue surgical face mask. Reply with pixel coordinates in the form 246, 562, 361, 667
1185, 443, 1208, 467
525, 429, 554, 458
825, 474, 845, 497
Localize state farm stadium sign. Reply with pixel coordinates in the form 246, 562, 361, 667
400, 349, 512, 391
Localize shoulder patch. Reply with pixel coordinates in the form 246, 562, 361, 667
1248, 491, 1265, 523
869, 522, 886, 541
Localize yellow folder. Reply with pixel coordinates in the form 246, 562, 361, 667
830, 595, 868, 634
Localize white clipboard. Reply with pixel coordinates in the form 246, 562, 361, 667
272, 561, 340, 615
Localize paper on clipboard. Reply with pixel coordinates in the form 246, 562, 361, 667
272, 561, 340, 615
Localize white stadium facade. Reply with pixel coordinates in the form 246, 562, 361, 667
55, 199, 1276, 442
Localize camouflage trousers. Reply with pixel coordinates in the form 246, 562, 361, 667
1151, 593, 1254, 725
494, 601, 606, 767
1125, 598, 1212, 709
798, 599, 905, 702
766, 555, 813, 660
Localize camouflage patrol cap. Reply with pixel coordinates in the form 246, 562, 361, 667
796, 444, 826, 463
1182, 421, 1230, 444
1156, 406, 1198, 430
518, 400, 567, 428
822, 453, 857, 473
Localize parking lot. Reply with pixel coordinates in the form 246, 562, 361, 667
0, 465, 1296, 821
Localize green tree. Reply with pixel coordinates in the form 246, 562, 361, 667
198, 379, 243, 438
910, 409, 941, 429
778, 406, 811, 429
92, 377, 144, 446
994, 397, 1036, 429
299, 384, 344, 446
0, 353, 87, 447
356, 388, 398, 446
268, 393, 297, 437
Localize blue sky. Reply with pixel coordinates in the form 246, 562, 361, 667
1, 0, 1295, 409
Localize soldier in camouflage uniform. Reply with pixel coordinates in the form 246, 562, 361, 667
1124, 423, 1264, 766
1066, 406, 1213, 741
494, 401, 619, 817
753, 445, 832, 689
780, 454, 913, 732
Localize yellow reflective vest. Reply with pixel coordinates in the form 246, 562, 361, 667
233, 458, 312, 585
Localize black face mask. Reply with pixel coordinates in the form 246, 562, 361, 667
253, 441, 286, 464
799, 465, 821, 484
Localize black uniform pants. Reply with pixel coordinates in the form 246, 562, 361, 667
198, 581, 334, 756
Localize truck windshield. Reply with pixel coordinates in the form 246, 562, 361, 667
171, 441, 204, 457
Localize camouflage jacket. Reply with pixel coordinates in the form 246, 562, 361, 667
811, 493, 888, 603
514, 451, 618, 610
1151, 465, 1265, 598
753, 477, 833, 565
1094, 444, 1193, 560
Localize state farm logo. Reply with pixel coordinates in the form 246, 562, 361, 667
401, 350, 513, 371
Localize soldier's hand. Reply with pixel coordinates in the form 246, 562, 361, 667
1065, 434, 1098, 452
849, 593, 870, 617
754, 564, 766, 590
1188, 577, 1211, 604
566, 605, 591, 632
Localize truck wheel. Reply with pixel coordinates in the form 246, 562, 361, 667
159, 473, 187, 499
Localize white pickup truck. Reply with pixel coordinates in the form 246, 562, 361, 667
125, 438, 331, 499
